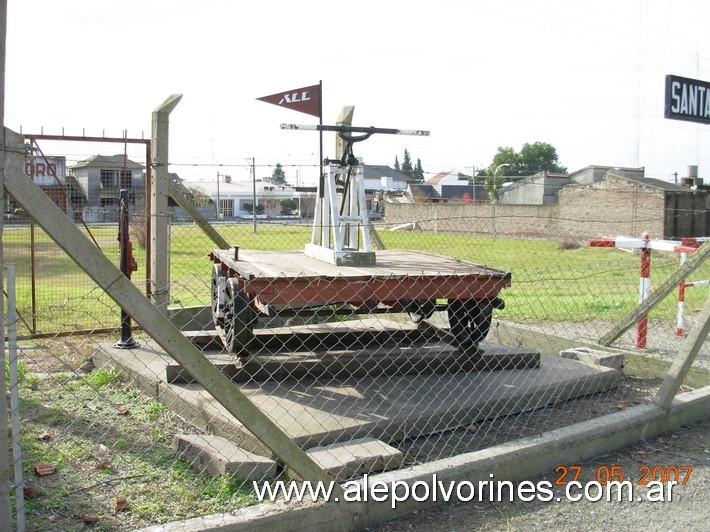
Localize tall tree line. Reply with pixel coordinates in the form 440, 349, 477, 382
394, 149, 425, 183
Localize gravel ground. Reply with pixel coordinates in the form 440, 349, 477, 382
366, 418, 710, 532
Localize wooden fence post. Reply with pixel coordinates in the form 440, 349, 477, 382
599, 241, 709, 346
653, 294, 710, 409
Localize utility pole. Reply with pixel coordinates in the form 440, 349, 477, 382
472, 165, 476, 204
216, 171, 220, 220
252, 157, 257, 233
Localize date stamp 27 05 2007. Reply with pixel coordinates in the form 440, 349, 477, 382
555, 465, 693, 486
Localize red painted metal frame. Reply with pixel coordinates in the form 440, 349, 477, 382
211, 252, 511, 309
240, 273, 510, 307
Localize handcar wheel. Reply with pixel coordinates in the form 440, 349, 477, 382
446, 299, 495, 349
211, 265, 227, 328
405, 299, 437, 323
223, 278, 255, 355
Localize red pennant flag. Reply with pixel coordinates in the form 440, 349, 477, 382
257, 83, 321, 118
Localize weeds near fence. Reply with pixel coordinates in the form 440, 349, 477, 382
15, 346, 257, 531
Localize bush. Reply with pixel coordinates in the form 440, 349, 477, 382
558, 239, 582, 250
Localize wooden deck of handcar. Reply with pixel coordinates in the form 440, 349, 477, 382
210, 248, 511, 307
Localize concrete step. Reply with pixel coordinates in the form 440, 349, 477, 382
175, 434, 278, 480
300, 437, 404, 481
560, 347, 624, 370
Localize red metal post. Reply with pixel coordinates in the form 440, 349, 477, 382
637, 233, 651, 349
677, 252, 687, 336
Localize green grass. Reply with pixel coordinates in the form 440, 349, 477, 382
15, 367, 257, 530
3, 221, 708, 334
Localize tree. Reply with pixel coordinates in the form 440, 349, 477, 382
483, 173, 505, 202
401, 149, 414, 177
270, 163, 287, 185
243, 203, 264, 215
488, 142, 566, 177
280, 198, 298, 215
395, 149, 425, 182
519, 142, 566, 174
259, 188, 281, 217
490, 146, 521, 176
412, 158, 425, 183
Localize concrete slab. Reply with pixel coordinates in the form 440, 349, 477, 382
175, 434, 278, 480
300, 437, 404, 481
94, 339, 620, 458
165, 341, 540, 384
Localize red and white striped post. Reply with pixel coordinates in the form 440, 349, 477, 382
637, 232, 651, 349
677, 252, 687, 336
674, 239, 705, 336
589, 234, 705, 347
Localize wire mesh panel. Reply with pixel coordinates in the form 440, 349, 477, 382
3, 181, 708, 529
3, 136, 150, 337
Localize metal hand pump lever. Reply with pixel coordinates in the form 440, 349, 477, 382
281, 124, 430, 167
281, 123, 429, 267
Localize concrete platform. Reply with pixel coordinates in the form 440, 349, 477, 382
93, 331, 620, 459
169, 319, 540, 383
166, 343, 540, 385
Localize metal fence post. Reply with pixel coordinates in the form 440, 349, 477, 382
1, 0, 17, 523
7, 265, 25, 530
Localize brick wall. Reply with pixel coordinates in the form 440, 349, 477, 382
385, 203, 560, 239
557, 183, 665, 239
386, 179, 706, 240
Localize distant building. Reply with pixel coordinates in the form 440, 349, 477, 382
175, 164, 411, 220
497, 171, 570, 205
24, 155, 84, 217
558, 171, 707, 238
404, 170, 488, 203
361, 165, 412, 191
568, 165, 645, 185
69, 154, 146, 222
497, 165, 648, 205
180, 175, 294, 219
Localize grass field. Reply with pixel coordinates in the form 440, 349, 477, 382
2, 220, 707, 335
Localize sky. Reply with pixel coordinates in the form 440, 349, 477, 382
4, 0, 710, 185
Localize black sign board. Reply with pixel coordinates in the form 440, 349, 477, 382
665, 75, 710, 125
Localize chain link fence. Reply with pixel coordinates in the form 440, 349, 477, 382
2, 162, 709, 529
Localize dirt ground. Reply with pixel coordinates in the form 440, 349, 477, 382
367, 418, 710, 531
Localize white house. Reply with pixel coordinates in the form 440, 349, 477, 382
418, 169, 487, 203
181, 175, 295, 219
361, 165, 412, 191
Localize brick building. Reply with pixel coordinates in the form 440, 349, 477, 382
385, 172, 708, 240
